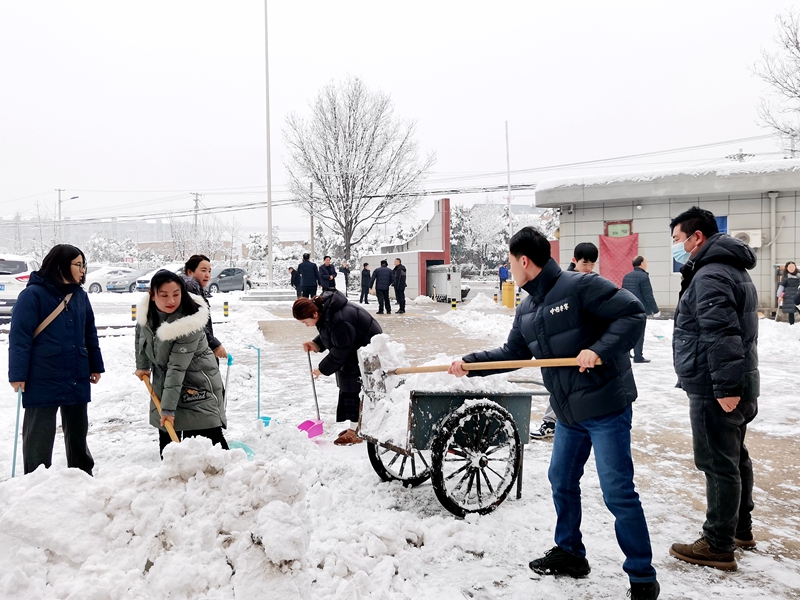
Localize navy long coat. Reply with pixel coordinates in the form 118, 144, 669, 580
8, 272, 104, 408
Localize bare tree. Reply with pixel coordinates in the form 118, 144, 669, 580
755, 10, 800, 153
284, 76, 435, 260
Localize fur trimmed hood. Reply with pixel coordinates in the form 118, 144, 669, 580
136, 292, 210, 341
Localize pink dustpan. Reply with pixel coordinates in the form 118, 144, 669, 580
299, 351, 324, 439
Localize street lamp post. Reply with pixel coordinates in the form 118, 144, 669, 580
56, 189, 79, 242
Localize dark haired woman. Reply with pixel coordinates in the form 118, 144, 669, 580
778, 261, 800, 325
8, 244, 104, 475
293, 290, 382, 445
134, 270, 228, 454
182, 254, 227, 359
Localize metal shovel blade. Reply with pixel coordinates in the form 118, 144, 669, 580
298, 419, 324, 438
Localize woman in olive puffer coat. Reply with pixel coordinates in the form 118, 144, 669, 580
134, 270, 227, 455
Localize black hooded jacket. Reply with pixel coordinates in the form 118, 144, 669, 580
621, 267, 659, 315
297, 259, 321, 288
393, 264, 407, 291
673, 233, 759, 400
312, 290, 382, 380
463, 258, 645, 425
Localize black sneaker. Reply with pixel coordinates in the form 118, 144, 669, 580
529, 546, 590, 578
628, 580, 659, 600
633, 358, 651, 364
530, 420, 556, 440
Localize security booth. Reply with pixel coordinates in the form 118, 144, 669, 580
427, 264, 461, 302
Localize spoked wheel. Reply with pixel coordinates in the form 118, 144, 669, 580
366, 441, 432, 487
431, 401, 521, 517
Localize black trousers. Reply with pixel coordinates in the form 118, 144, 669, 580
23, 403, 94, 475
633, 327, 646, 360
376, 288, 390, 313
300, 286, 317, 298
360, 285, 370, 303
159, 426, 229, 457
688, 393, 757, 552
294, 287, 301, 298
395, 287, 406, 312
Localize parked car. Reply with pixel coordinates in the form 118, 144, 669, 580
107, 268, 152, 293
0, 254, 40, 318
135, 264, 185, 292
207, 267, 251, 293
84, 266, 135, 293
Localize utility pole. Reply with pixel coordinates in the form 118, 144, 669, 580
310, 182, 314, 259
264, 0, 274, 286
505, 121, 513, 242
191, 192, 201, 237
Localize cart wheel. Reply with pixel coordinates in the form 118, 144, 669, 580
366, 442, 432, 487
431, 401, 521, 517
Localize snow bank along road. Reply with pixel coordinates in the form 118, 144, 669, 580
0, 291, 798, 599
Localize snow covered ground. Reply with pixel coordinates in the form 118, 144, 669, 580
0, 291, 799, 599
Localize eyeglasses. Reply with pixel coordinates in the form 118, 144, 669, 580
71, 262, 87, 271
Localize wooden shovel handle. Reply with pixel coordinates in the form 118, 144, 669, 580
140, 375, 180, 443
391, 357, 602, 375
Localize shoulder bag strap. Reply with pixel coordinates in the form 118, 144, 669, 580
33, 293, 73, 339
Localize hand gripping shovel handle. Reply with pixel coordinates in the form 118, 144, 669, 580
140, 375, 180, 443
390, 356, 603, 375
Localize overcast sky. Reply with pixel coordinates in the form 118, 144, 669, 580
0, 0, 796, 240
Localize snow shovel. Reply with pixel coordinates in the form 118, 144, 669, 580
11, 389, 21, 477
248, 344, 271, 426
139, 374, 180, 443
297, 351, 324, 438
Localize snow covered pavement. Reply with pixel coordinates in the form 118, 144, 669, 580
0, 292, 799, 599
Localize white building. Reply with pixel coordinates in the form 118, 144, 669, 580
535, 160, 800, 311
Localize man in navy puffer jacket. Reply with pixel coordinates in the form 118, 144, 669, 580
448, 227, 659, 599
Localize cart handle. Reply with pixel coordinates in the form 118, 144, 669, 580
391, 357, 602, 375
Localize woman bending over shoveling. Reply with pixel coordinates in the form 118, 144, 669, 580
293, 290, 382, 445
134, 270, 228, 456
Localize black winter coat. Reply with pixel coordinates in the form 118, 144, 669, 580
673, 233, 759, 400
393, 264, 407, 291
361, 269, 371, 287
780, 271, 800, 313
339, 266, 350, 286
319, 264, 337, 289
312, 290, 382, 387
290, 269, 301, 290
621, 267, 659, 315
370, 266, 394, 291
463, 259, 645, 425
297, 260, 321, 289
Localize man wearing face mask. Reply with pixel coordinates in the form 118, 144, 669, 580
668, 206, 759, 572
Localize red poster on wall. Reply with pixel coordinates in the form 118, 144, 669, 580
599, 234, 639, 288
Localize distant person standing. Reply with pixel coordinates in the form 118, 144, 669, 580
778, 261, 800, 325
319, 255, 337, 291
532, 241, 599, 440
668, 206, 759, 572
297, 253, 321, 298
339, 261, 351, 296
622, 256, 660, 363
288, 266, 301, 298
360, 263, 371, 304
370, 260, 394, 315
499, 262, 509, 291
393, 258, 407, 314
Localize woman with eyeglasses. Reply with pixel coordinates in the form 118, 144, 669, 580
8, 244, 104, 475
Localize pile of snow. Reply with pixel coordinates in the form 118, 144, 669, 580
437, 307, 513, 347
358, 335, 521, 448
463, 292, 504, 311
411, 295, 435, 305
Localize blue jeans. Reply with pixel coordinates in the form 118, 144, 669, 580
549, 405, 656, 582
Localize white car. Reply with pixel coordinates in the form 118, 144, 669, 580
0, 254, 40, 318
84, 266, 135, 294
135, 264, 185, 292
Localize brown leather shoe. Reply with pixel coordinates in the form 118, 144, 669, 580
669, 537, 737, 571
735, 536, 757, 550
333, 429, 363, 446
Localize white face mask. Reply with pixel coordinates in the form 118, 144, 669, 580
671, 233, 695, 264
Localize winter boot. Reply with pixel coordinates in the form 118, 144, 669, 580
628, 580, 660, 600
735, 531, 757, 549
669, 537, 737, 571
530, 420, 556, 441
529, 546, 590, 578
